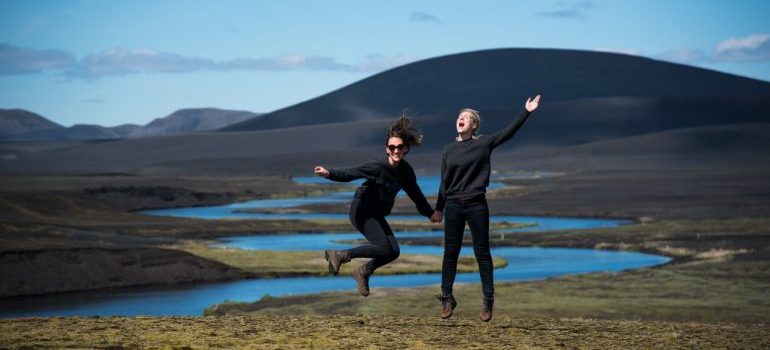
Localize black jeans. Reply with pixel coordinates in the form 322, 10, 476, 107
441, 195, 494, 300
346, 198, 400, 273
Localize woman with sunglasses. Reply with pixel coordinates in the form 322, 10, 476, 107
314, 116, 436, 297
432, 95, 541, 322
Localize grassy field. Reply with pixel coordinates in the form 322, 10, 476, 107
2, 315, 768, 349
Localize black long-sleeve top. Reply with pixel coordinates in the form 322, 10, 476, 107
436, 109, 532, 211
328, 158, 435, 218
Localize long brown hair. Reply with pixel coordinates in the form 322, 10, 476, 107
386, 116, 423, 148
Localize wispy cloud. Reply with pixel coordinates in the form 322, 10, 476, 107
592, 47, 641, 56
67, 48, 216, 78
654, 34, 770, 64
713, 34, 770, 62
656, 48, 707, 64
82, 97, 105, 104
354, 53, 414, 72
0, 43, 77, 74
0, 44, 417, 79
538, 1, 595, 20
409, 12, 441, 23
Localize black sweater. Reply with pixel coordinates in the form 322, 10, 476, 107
436, 109, 532, 211
328, 158, 434, 218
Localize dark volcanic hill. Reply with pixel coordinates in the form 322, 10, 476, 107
1, 49, 769, 176
0, 109, 63, 137
129, 108, 261, 138
224, 48, 770, 132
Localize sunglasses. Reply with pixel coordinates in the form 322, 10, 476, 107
387, 144, 407, 152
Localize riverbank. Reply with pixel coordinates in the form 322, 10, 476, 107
171, 240, 508, 277
2, 171, 769, 320
0, 174, 453, 296
2, 315, 768, 349
206, 218, 770, 325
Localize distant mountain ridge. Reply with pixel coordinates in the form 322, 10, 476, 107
223, 48, 770, 132
0, 109, 63, 137
0, 108, 261, 141
128, 108, 261, 138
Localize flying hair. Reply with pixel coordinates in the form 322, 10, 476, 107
386, 115, 424, 147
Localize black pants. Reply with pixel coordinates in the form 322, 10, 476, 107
346, 198, 400, 273
441, 195, 494, 300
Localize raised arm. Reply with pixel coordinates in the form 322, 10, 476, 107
315, 162, 381, 182
488, 95, 541, 149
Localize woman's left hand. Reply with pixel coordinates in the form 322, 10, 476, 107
525, 94, 541, 112
314, 166, 330, 178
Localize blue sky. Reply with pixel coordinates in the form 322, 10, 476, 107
1, 0, 769, 127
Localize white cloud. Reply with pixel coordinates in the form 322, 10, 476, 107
656, 48, 706, 64
0, 43, 77, 74
355, 53, 416, 73
713, 34, 770, 62
67, 48, 216, 78
0, 44, 415, 78
592, 48, 641, 56
538, 1, 595, 19
651, 34, 770, 65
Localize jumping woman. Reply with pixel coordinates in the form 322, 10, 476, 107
432, 95, 541, 321
314, 117, 436, 297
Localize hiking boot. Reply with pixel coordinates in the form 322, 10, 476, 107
435, 293, 457, 319
352, 264, 371, 297
324, 249, 350, 275
480, 298, 494, 322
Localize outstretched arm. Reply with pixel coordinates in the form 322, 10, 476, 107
488, 94, 542, 149
317, 162, 381, 182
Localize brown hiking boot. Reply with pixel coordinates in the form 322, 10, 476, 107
352, 264, 371, 297
480, 298, 494, 322
435, 294, 457, 319
324, 249, 350, 275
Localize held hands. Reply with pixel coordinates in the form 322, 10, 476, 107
525, 94, 542, 112
430, 210, 443, 223
314, 166, 330, 178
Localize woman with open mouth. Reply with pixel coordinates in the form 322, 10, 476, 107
433, 94, 541, 322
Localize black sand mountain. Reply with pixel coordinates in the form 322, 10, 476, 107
129, 108, 261, 138
224, 48, 770, 132
0, 109, 63, 137
1, 49, 769, 175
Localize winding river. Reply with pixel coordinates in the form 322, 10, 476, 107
0, 176, 669, 317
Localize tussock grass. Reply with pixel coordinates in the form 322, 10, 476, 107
2, 315, 767, 349
172, 241, 507, 277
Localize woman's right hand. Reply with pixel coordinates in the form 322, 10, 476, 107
314, 166, 329, 178
430, 210, 443, 223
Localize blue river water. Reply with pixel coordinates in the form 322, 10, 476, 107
0, 176, 669, 318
